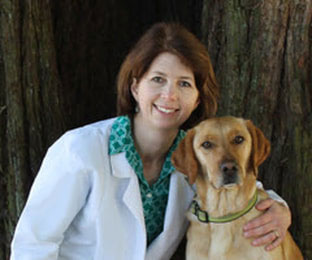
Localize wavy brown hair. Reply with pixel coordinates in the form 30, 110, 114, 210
116, 22, 219, 129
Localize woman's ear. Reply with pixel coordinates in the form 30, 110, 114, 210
191, 96, 200, 114
195, 96, 200, 109
130, 78, 138, 101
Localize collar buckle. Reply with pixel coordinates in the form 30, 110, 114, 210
191, 200, 209, 223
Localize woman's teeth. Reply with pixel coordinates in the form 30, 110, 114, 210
157, 106, 176, 114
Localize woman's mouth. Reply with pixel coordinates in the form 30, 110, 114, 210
155, 105, 178, 114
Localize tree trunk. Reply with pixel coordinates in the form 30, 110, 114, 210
202, 0, 312, 258
0, 0, 66, 257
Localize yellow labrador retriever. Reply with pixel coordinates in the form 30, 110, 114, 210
172, 116, 303, 260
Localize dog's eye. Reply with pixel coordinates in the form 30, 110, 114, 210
234, 136, 244, 144
202, 141, 213, 149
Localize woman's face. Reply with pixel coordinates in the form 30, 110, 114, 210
131, 52, 199, 131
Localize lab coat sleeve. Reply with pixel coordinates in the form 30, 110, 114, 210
11, 131, 91, 260
256, 181, 288, 207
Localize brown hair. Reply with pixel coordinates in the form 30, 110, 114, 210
116, 22, 219, 129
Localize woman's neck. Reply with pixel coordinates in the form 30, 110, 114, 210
132, 115, 179, 162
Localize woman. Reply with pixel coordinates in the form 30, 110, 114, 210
11, 22, 291, 260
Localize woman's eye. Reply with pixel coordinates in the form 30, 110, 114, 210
151, 76, 164, 83
179, 81, 191, 87
234, 136, 244, 144
202, 141, 213, 149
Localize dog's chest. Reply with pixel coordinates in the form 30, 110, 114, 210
210, 221, 257, 257
187, 217, 274, 260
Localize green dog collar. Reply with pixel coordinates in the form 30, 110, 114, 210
190, 191, 258, 223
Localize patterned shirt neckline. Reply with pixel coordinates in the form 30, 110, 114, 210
108, 116, 186, 245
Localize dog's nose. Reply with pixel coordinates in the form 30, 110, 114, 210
220, 161, 238, 185
220, 161, 238, 174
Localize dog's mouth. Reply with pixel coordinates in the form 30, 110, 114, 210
223, 181, 240, 188
210, 170, 242, 189
223, 172, 239, 185
222, 176, 241, 189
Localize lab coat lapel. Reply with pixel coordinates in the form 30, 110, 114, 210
110, 153, 146, 232
163, 171, 195, 230
146, 171, 195, 259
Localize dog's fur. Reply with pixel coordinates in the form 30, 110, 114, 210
172, 117, 303, 260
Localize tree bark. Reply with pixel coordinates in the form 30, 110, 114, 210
202, 0, 312, 258
0, 0, 66, 257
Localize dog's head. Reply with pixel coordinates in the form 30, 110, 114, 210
172, 117, 270, 189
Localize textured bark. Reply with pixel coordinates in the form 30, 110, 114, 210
203, 0, 312, 258
0, 0, 66, 257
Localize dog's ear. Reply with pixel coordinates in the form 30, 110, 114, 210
171, 129, 198, 185
246, 120, 271, 175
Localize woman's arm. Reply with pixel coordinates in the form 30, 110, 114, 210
11, 132, 90, 260
243, 181, 291, 251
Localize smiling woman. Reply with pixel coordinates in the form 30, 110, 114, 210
117, 23, 219, 130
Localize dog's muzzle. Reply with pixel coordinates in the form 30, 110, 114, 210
220, 161, 239, 185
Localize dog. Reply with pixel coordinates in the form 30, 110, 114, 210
172, 116, 303, 260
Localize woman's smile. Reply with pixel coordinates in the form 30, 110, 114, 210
154, 104, 179, 114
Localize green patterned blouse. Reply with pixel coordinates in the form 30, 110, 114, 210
108, 116, 186, 245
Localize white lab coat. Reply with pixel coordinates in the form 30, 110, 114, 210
11, 117, 195, 260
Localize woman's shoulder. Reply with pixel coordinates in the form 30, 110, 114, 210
50, 117, 118, 155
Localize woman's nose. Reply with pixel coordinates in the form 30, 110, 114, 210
161, 83, 178, 100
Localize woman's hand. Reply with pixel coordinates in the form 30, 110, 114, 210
243, 198, 291, 251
